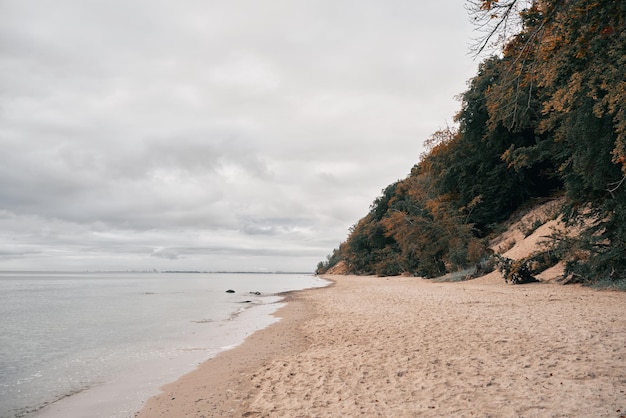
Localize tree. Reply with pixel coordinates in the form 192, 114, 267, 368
473, 0, 626, 283
316, 1, 626, 284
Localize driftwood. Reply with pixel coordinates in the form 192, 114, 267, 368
558, 273, 585, 285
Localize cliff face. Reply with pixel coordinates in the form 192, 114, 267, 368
481, 198, 567, 284
325, 260, 348, 275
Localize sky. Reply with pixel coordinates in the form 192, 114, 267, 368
0, 0, 479, 272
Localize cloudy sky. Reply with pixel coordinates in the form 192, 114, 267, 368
0, 0, 478, 272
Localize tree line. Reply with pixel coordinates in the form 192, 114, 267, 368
317, 0, 626, 285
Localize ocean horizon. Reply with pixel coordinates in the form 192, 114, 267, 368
0, 271, 328, 418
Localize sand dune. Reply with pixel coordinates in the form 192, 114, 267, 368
138, 274, 625, 417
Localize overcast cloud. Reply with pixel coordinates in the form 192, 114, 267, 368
0, 0, 478, 272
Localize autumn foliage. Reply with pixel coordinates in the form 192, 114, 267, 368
317, 0, 626, 285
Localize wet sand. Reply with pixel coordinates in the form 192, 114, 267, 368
137, 275, 626, 417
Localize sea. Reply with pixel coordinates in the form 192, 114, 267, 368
0, 271, 328, 418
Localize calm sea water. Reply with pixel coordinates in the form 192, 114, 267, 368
0, 272, 327, 418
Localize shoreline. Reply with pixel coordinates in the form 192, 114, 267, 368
137, 275, 626, 417
136, 282, 332, 417
24, 273, 329, 418
32, 296, 288, 418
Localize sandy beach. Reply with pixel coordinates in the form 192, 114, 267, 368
137, 275, 626, 417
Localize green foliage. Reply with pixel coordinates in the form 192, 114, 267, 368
561, 195, 626, 285
533, 0, 626, 285
494, 254, 539, 284
318, 0, 626, 284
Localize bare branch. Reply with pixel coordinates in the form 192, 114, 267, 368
607, 175, 626, 196
467, 0, 530, 57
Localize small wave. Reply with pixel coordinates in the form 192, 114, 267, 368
12, 385, 93, 418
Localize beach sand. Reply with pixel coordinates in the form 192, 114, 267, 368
137, 275, 626, 417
